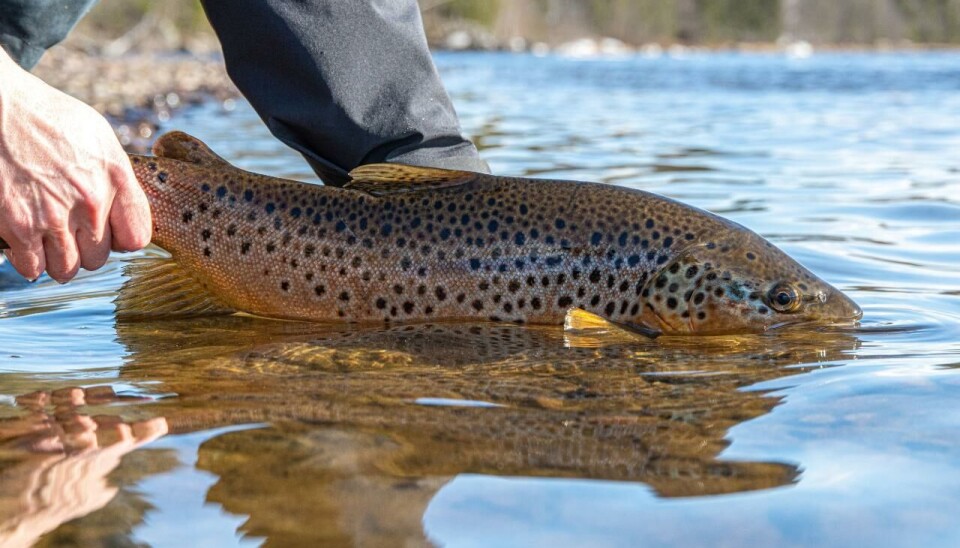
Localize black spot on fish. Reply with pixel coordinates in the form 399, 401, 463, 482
667, 297, 678, 309
203, 247, 211, 257
241, 242, 251, 254
157, 172, 168, 183
281, 281, 290, 291
403, 301, 415, 314
558, 296, 573, 307
376, 298, 387, 309
216, 186, 227, 199
604, 302, 616, 316
472, 300, 484, 311
182, 211, 193, 223
555, 218, 566, 229
591, 232, 603, 246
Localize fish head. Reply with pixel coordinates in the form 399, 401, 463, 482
128, 132, 236, 248
634, 229, 861, 335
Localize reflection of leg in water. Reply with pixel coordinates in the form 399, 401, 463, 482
0, 386, 168, 547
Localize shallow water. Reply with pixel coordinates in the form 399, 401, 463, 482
1, 51, 959, 547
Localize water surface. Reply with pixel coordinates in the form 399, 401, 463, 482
1, 51, 959, 547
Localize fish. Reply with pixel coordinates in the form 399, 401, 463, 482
105, 131, 860, 336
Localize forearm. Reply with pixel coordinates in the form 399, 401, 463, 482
199, 0, 487, 186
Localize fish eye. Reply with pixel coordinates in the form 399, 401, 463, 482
767, 283, 802, 313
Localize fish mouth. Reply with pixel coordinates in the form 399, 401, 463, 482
819, 290, 863, 323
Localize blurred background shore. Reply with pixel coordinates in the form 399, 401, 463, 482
30, 0, 960, 150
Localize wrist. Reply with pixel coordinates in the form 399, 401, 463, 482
0, 47, 28, 94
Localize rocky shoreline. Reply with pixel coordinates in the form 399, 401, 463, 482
33, 46, 240, 153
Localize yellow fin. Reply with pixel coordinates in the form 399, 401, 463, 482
564, 308, 613, 331
564, 307, 662, 339
345, 163, 477, 196
115, 258, 234, 320
152, 131, 230, 167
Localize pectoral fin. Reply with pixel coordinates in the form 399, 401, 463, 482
564, 308, 662, 339
115, 258, 234, 319
345, 163, 477, 196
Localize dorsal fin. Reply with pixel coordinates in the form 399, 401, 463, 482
152, 131, 230, 167
345, 163, 477, 196
115, 257, 234, 320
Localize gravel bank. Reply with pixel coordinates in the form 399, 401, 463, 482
32, 46, 240, 152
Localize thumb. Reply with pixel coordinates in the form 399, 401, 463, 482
108, 161, 152, 252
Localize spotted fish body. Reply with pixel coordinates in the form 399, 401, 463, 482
121, 132, 861, 336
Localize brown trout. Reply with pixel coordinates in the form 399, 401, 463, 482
112, 131, 860, 336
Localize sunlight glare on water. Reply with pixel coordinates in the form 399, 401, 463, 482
0, 51, 959, 547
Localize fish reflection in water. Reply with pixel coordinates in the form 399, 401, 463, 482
0, 318, 857, 546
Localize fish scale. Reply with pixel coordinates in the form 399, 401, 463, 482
117, 131, 861, 336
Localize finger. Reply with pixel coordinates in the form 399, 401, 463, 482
61, 414, 98, 453
83, 386, 118, 404
92, 415, 124, 447
51, 387, 86, 407
15, 391, 49, 408
3, 239, 46, 282
108, 161, 152, 252
42, 229, 81, 283
77, 222, 111, 272
132, 417, 169, 444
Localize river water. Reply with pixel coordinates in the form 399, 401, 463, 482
1, 51, 958, 547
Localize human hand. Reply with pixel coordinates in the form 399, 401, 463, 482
0, 386, 168, 548
0, 49, 151, 283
